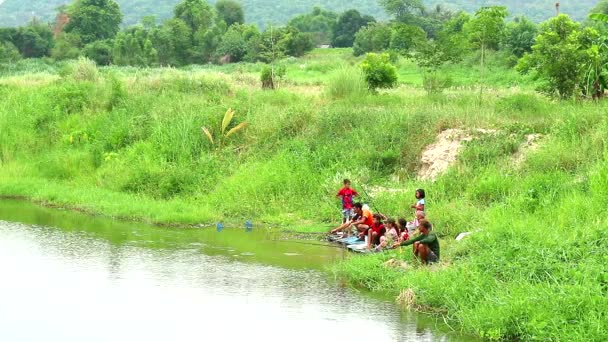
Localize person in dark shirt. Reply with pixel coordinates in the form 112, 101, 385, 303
399, 219, 439, 264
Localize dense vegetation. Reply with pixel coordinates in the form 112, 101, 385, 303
1, 49, 607, 340
0, 0, 601, 28
3, 1, 608, 341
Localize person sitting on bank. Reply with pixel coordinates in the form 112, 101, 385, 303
331, 202, 372, 235
364, 214, 386, 249
397, 220, 439, 264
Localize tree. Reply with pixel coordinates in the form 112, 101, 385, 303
0, 41, 21, 63
83, 39, 113, 65
332, 10, 375, 48
360, 52, 398, 91
352, 23, 392, 56
174, 0, 215, 34
14, 21, 54, 58
379, 0, 424, 24
52, 32, 83, 60
464, 6, 508, 99
504, 17, 538, 57
64, 0, 123, 44
216, 24, 251, 62
288, 7, 338, 46
517, 15, 598, 98
113, 27, 158, 66
389, 23, 426, 55
151, 19, 191, 66
279, 26, 314, 57
215, 0, 245, 27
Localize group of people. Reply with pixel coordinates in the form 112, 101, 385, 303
331, 179, 440, 264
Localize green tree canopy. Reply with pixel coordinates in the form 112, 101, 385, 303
332, 9, 375, 47
174, 0, 215, 34
379, 0, 424, 24
12, 21, 54, 58
352, 23, 392, 56
504, 17, 537, 57
215, 0, 245, 27
64, 0, 123, 44
288, 7, 338, 45
517, 14, 599, 98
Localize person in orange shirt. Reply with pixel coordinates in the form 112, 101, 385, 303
330, 202, 372, 235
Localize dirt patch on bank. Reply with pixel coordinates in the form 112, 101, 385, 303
418, 129, 498, 181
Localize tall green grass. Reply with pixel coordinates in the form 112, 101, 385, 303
1, 52, 608, 340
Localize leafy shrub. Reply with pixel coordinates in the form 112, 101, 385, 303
260, 65, 286, 89
326, 65, 368, 99
0, 41, 21, 63
422, 72, 452, 95
360, 53, 398, 91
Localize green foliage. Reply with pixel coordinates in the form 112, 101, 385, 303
504, 17, 538, 58
326, 65, 368, 99
260, 65, 286, 89
421, 72, 452, 95
379, 0, 424, 24
288, 7, 337, 46
215, 24, 255, 62
65, 0, 123, 44
82, 39, 113, 65
215, 0, 244, 27
352, 23, 392, 56
113, 26, 158, 66
517, 15, 598, 99
360, 52, 398, 91
51, 33, 82, 60
201, 108, 249, 149
12, 21, 54, 58
0, 41, 21, 63
174, 0, 214, 34
332, 9, 375, 48
389, 23, 426, 55
465, 6, 508, 51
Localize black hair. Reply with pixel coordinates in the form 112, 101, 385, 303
373, 213, 384, 221
353, 202, 363, 209
416, 188, 426, 199
344, 179, 351, 184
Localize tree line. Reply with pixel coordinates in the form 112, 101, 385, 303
350, 0, 608, 99
0, 0, 327, 66
2, 0, 608, 99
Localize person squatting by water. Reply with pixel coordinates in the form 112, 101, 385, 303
397, 219, 440, 264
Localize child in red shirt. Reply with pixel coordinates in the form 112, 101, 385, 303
336, 179, 359, 224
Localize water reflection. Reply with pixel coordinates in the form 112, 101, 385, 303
0, 200, 472, 341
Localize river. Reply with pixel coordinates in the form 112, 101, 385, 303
0, 199, 471, 341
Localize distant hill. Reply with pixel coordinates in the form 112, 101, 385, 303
0, 0, 600, 28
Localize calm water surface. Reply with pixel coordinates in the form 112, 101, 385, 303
0, 200, 472, 341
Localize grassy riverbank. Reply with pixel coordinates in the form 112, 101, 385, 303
1, 50, 607, 340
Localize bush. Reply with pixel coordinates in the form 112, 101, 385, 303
63, 57, 100, 82
422, 72, 452, 95
360, 53, 398, 91
83, 40, 113, 66
260, 65, 286, 89
326, 65, 368, 99
0, 41, 21, 63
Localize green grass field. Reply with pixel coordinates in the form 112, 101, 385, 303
1, 50, 607, 340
